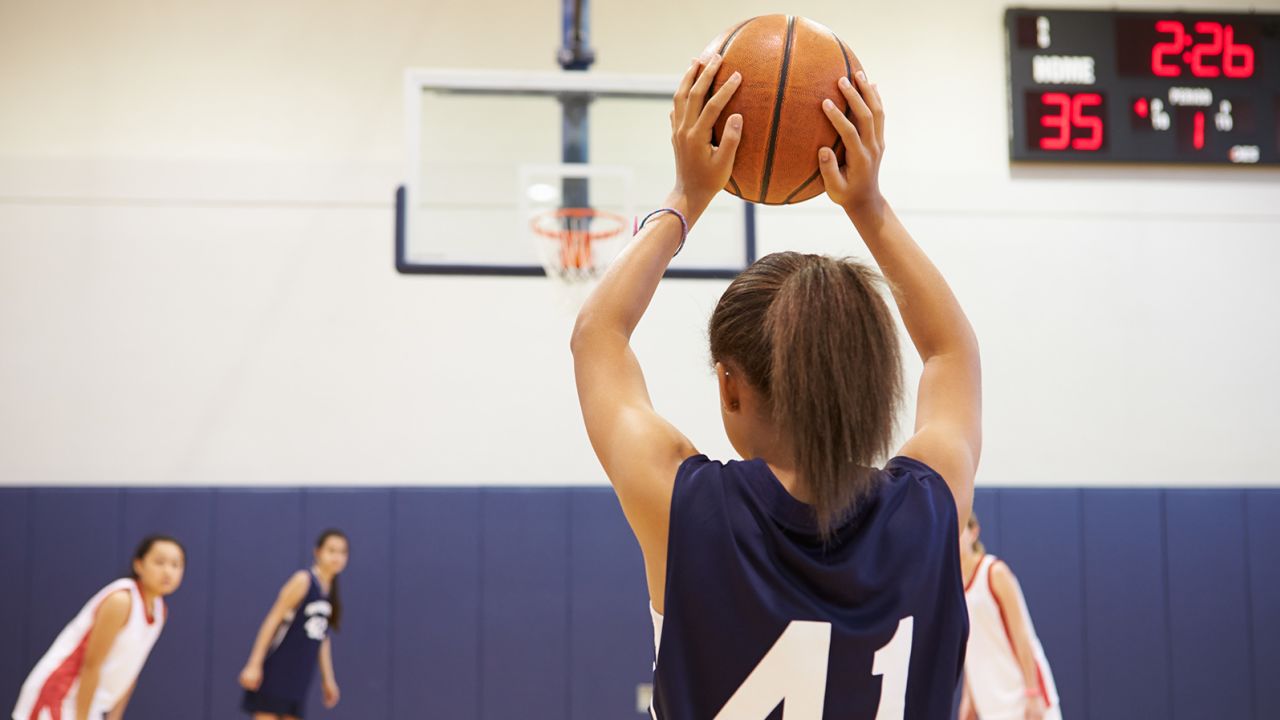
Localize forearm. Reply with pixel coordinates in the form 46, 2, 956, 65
245, 614, 280, 665
571, 192, 693, 345
1012, 637, 1042, 695
846, 199, 977, 363
76, 667, 101, 718
106, 683, 133, 720
319, 640, 336, 685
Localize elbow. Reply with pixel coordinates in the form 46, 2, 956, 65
569, 315, 591, 356
570, 309, 607, 357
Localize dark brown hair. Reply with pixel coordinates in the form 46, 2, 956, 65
709, 252, 902, 538
967, 512, 985, 555
315, 529, 347, 631
130, 534, 185, 579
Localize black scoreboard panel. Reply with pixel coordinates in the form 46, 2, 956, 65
1006, 8, 1280, 165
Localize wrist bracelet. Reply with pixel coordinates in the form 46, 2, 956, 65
636, 207, 688, 257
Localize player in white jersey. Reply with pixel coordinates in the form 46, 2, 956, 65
12, 535, 184, 720
958, 513, 1062, 720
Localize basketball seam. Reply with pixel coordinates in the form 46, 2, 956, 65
718, 16, 758, 54
779, 32, 854, 204
706, 17, 758, 109
781, 137, 842, 204
708, 15, 760, 168
835, 32, 853, 80
758, 15, 796, 204
728, 176, 743, 196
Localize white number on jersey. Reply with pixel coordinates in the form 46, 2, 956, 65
872, 616, 914, 720
712, 616, 915, 720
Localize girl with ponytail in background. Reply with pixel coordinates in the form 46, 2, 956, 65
571, 53, 981, 718
240, 529, 348, 720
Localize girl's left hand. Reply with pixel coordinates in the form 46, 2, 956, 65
670, 53, 744, 221
323, 681, 341, 709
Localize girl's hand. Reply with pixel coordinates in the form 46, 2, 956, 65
817, 70, 886, 217
1025, 694, 1047, 720
238, 664, 262, 692
670, 53, 743, 221
323, 680, 341, 709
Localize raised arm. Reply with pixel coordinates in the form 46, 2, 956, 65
818, 70, 981, 521
571, 53, 742, 608
239, 570, 309, 691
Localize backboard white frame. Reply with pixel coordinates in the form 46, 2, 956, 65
396, 68, 756, 278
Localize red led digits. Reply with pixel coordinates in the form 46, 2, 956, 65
1188, 22, 1223, 77
1039, 92, 1072, 149
1222, 24, 1254, 78
1072, 94, 1104, 149
1151, 19, 1255, 78
1038, 93, 1104, 151
1152, 20, 1185, 76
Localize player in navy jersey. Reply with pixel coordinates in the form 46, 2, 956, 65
239, 530, 348, 720
571, 52, 980, 719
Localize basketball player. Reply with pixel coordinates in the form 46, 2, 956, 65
12, 535, 185, 720
958, 513, 1061, 720
571, 52, 980, 718
239, 530, 347, 720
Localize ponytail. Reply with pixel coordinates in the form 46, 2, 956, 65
315, 529, 346, 631
711, 252, 902, 538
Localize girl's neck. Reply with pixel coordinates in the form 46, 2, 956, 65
960, 550, 982, 583
311, 564, 335, 587
134, 580, 160, 618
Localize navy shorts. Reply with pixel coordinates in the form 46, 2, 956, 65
241, 690, 306, 718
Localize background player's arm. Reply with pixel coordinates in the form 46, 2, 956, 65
75, 590, 131, 719
238, 570, 310, 691
958, 675, 977, 720
571, 54, 742, 605
320, 637, 340, 708
818, 71, 980, 522
990, 562, 1047, 717
105, 679, 136, 720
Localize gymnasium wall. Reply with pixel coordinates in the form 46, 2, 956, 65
1, 0, 1277, 488
0, 487, 1276, 719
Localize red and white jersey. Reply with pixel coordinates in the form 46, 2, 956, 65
964, 554, 1061, 720
12, 579, 166, 720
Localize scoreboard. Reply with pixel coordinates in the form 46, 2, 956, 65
1006, 8, 1280, 164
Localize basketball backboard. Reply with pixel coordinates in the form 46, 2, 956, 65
395, 69, 756, 279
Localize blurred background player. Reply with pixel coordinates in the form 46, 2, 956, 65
239, 530, 348, 720
959, 512, 1062, 720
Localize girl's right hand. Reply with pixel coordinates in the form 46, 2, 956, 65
238, 664, 263, 691
817, 70, 886, 217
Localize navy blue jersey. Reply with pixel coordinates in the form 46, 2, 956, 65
256, 570, 331, 704
651, 455, 967, 720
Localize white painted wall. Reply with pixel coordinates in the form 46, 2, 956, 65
1, 0, 1276, 486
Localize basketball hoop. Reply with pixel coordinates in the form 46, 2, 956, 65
530, 207, 628, 282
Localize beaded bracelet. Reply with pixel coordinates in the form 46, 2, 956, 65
636, 207, 689, 257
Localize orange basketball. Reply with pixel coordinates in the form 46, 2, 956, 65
704, 15, 863, 205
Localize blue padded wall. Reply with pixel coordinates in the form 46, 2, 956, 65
1246, 490, 1280, 720
390, 489, 481, 718
1165, 491, 1254, 720
480, 489, 571, 720
0, 489, 29, 709
1080, 490, 1170, 720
